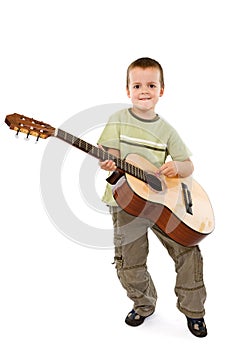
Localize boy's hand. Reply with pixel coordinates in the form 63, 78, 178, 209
158, 159, 194, 178
158, 161, 178, 177
99, 159, 117, 171
98, 145, 118, 171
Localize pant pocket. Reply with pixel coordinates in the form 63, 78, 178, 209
194, 247, 204, 282
114, 255, 123, 270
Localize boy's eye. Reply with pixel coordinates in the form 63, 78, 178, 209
133, 85, 140, 89
149, 84, 156, 88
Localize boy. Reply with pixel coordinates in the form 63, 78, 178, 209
98, 57, 207, 337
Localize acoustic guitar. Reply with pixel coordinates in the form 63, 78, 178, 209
5, 113, 215, 247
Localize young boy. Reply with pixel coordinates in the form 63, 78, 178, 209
98, 57, 207, 337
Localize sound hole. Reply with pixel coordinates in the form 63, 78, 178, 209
145, 172, 162, 192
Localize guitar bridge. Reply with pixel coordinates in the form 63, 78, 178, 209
181, 183, 193, 215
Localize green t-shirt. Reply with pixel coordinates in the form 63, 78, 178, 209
97, 108, 191, 206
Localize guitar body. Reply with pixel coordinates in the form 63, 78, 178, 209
113, 154, 215, 247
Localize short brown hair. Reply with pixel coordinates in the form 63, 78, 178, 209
126, 57, 164, 90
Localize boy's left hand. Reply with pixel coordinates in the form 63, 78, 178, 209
158, 161, 178, 177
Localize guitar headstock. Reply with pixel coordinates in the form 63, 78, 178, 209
5, 113, 56, 140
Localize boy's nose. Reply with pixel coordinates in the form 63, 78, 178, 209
141, 86, 149, 93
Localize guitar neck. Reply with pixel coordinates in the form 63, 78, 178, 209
4, 112, 162, 192
55, 128, 146, 181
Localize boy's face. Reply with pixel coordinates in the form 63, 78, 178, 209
127, 67, 164, 112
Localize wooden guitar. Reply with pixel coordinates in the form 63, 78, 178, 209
5, 113, 215, 247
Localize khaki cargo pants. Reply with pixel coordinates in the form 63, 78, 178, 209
110, 206, 206, 319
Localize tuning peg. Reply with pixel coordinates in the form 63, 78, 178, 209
15, 128, 20, 138
35, 134, 40, 144
24, 132, 30, 141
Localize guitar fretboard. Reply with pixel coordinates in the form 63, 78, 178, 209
55, 128, 162, 190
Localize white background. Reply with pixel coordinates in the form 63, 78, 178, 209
0, 0, 232, 349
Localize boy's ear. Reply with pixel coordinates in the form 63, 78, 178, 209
160, 87, 164, 97
126, 87, 131, 98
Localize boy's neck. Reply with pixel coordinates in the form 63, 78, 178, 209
131, 107, 157, 120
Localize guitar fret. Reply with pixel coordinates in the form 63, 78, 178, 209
68, 134, 73, 143
58, 129, 63, 138
117, 158, 123, 169
142, 170, 146, 182
103, 151, 108, 161
138, 168, 143, 180
100, 149, 105, 160
120, 159, 124, 169
132, 165, 136, 177
67, 133, 71, 143
139, 168, 144, 180
129, 163, 133, 175
90, 145, 94, 154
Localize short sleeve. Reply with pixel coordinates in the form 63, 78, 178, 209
97, 112, 121, 150
167, 128, 192, 161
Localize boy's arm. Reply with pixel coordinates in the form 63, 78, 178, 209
159, 158, 194, 178
98, 145, 193, 178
